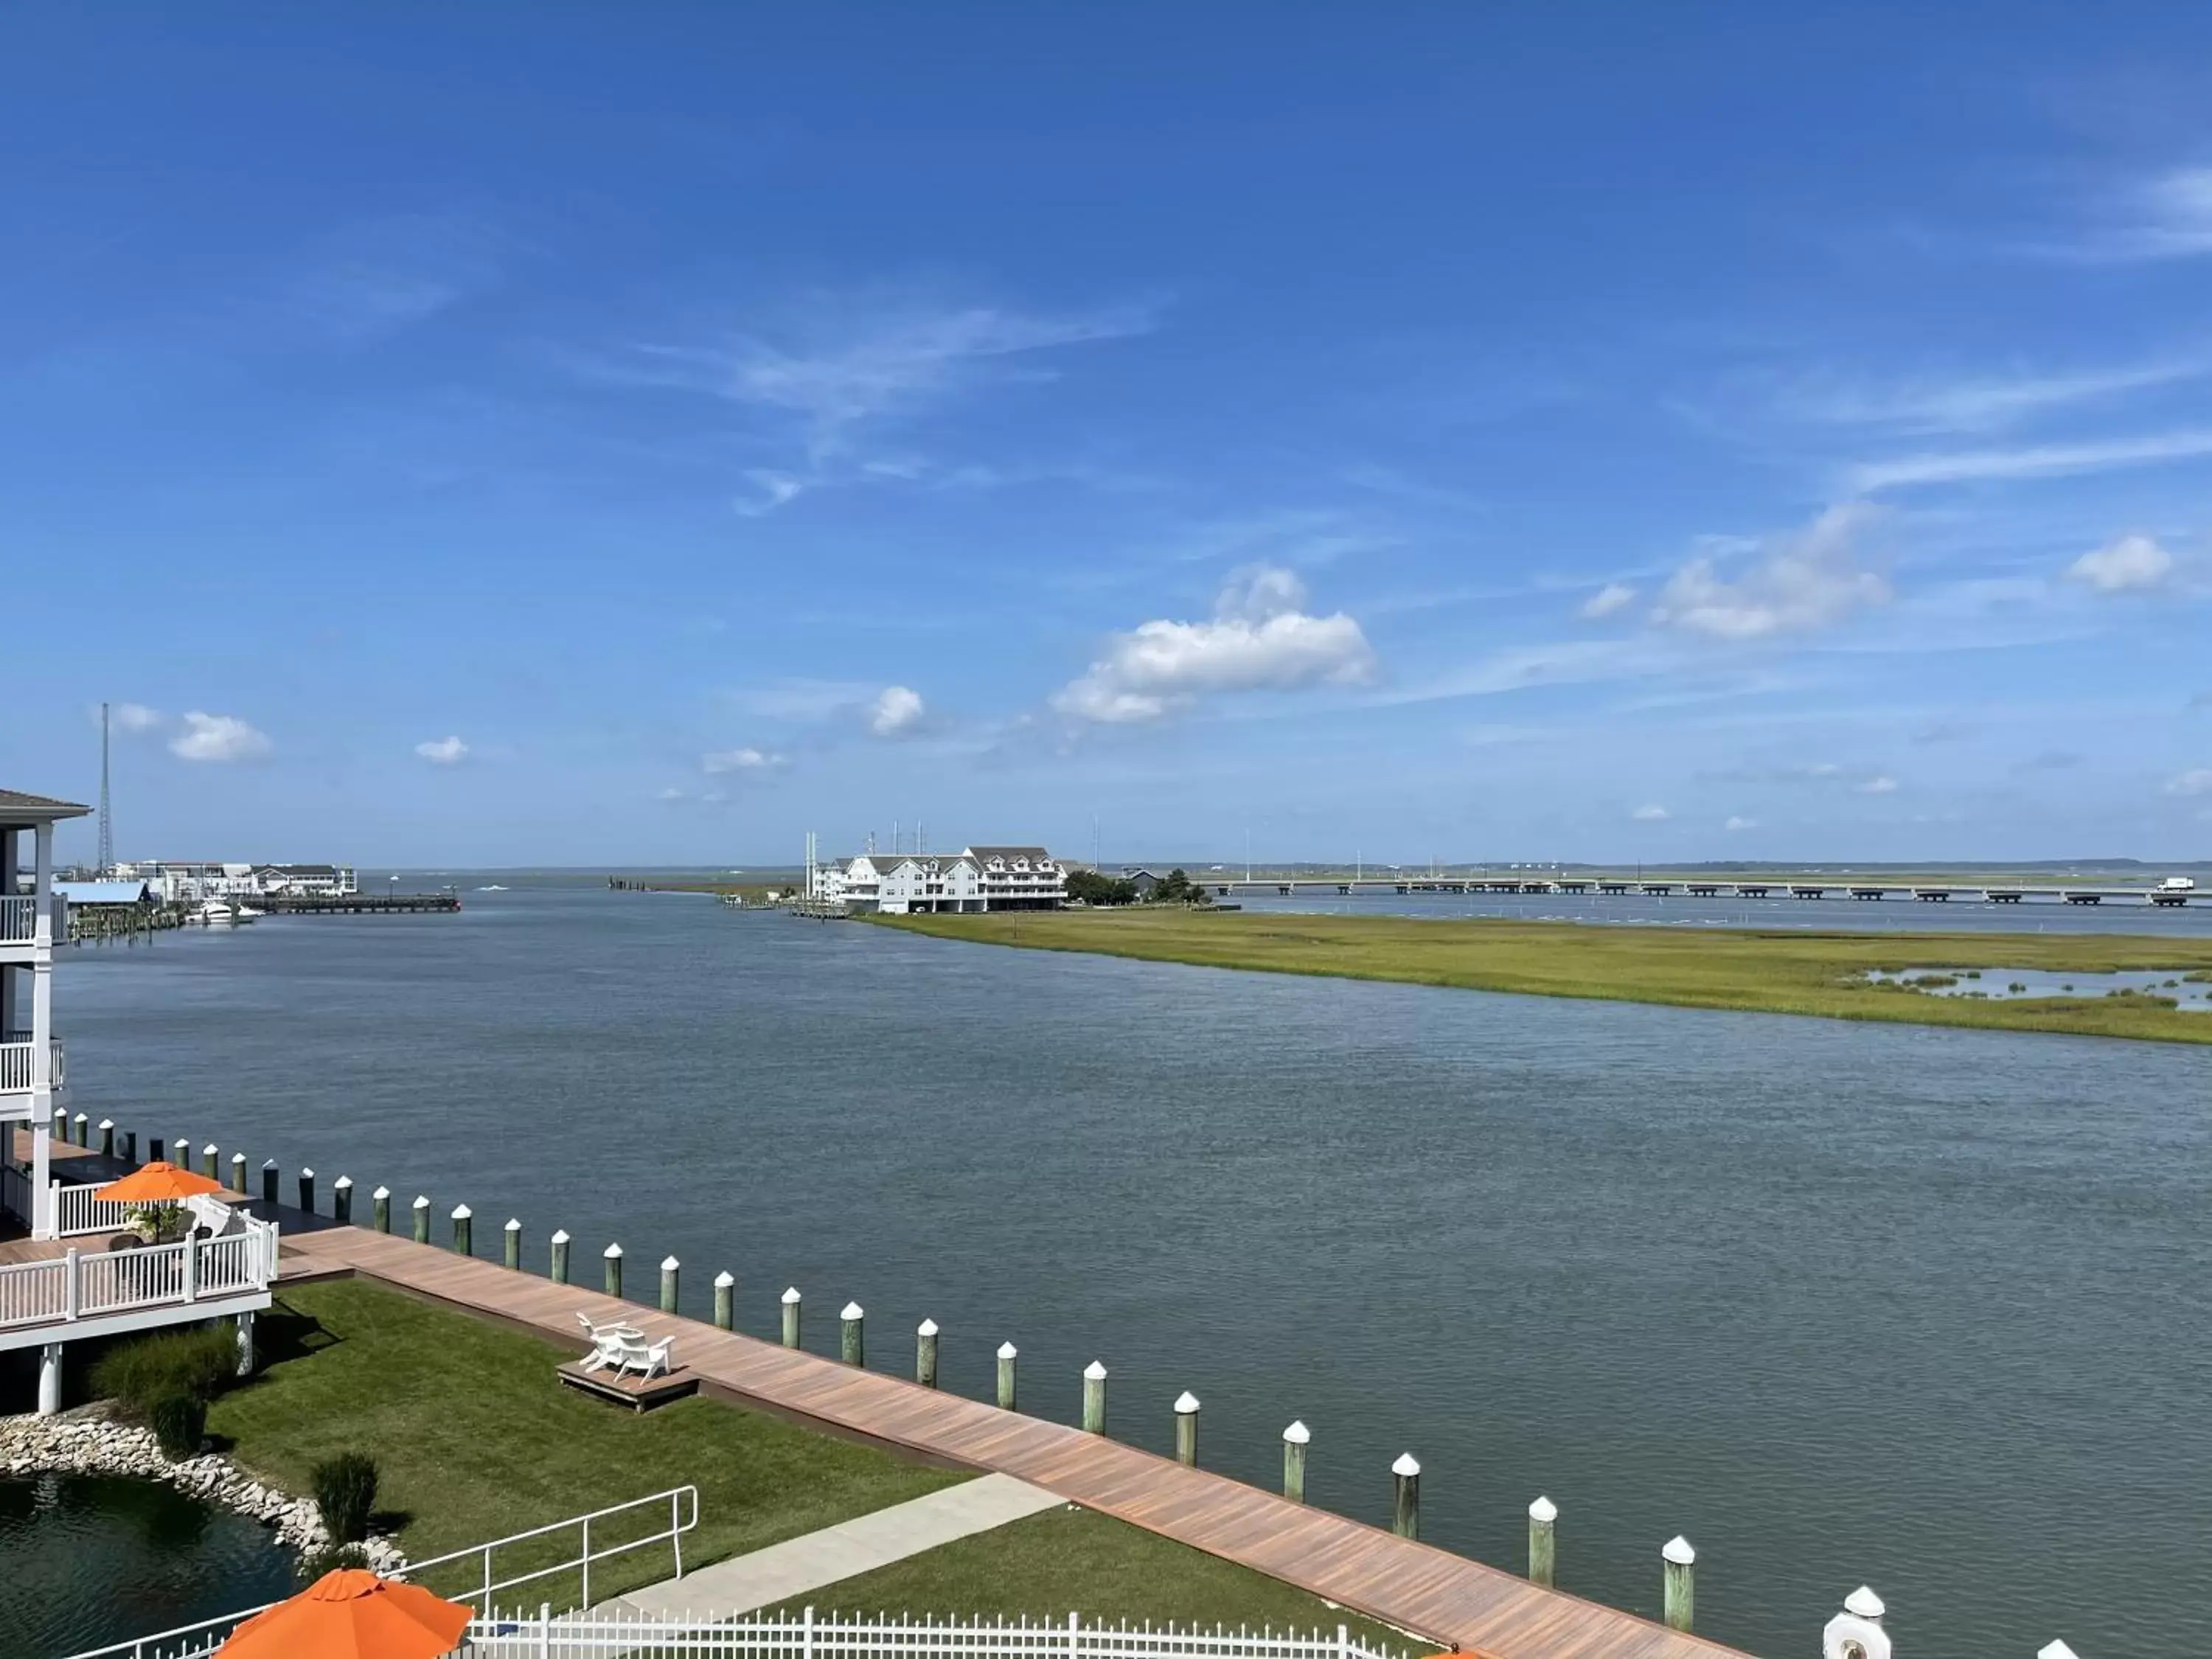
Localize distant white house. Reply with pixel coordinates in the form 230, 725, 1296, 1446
253, 863, 358, 897
810, 844, 1067, 914
108, 860, 358, 901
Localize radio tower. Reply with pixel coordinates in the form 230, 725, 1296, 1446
97, 701, 114, 876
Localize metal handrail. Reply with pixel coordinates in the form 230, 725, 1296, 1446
62, 1484, 700, 1659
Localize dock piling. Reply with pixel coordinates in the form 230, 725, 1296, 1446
74, 1113, 88, 1147
229, 1152, 246, 1196
203, 1142, 218, 1180
1528, 1497, 1557, 1587
260, 1160, 277, 1205
297, 1168, 316, 1214
1174, 1392, 1200, 1467
451, 1205, 473, 1256
1662, 1537, 1695, 1632
149, 1135, 164, 1165
781, 1287, 801, 1349
713, 1271, 734, 1330
122, 1130, 136, 1166
504, 1219, 521, 1270
1082, 1361, 1107, 1434
550, 1230, 571, 1284
916, 1319, 939, 1387
841, 1301, 864, 1366
332, 1177, 352, 1225
1822, 1588, 1889, 1659
996, 1342, 1018, 1410
603, 1243, 623, 1299
372, 1187, 392, 1233
97, 1120, 114, 1158
1391, 1454, 1421, 1540
1282, 1422, 1309, 1502
411, 1194, 430, 1244
661, 1256, 681, 1314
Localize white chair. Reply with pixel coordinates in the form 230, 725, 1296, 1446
611, 1333, 674, 1380
575, 1312, 644, 1374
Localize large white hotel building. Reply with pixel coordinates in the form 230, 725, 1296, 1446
809, 844, 1067, 914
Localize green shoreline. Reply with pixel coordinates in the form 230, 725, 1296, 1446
876, 910, 2212, 1044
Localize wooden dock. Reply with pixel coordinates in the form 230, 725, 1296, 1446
274, 1222, 1749, 1659
251, 892, 461, 915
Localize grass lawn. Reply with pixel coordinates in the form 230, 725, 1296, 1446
209, 1279, 966, 1605
762, 1506, 1436, 1652
877, 909, 2212, 1044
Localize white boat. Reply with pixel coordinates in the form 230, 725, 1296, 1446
234, 905, 263, 923
476, 884, 509, 892
192, 900, 236, 927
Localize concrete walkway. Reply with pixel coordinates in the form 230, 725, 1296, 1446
598, 1473, 1066, 1618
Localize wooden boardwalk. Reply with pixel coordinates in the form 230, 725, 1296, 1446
276, 1223, 1750, 1659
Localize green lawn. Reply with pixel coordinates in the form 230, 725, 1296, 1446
209, 1279, 966, 1605
877, 909, 2212, 1044
762, 1506, 1434, 1652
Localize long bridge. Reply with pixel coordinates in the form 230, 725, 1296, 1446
1211, 876, 2202, 908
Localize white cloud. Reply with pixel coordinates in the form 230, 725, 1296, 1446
734, 470, 809, 517
1650, 504, 1890, 639
2066, 167, 2212, 262
2166, 768, 2212, 797
702, 746, 784, 773
1724, 815, 1758, 831
868, 686, 927, 737
1851, 430, 2212, 492
1051, 566, 1376, 724
112, 703, 164, 734
2067, 534, 2174, 594
1784, 355, 2211, 435
414, 735, 469, 765
169, 712, 271, 763
1631, 804, 1671, 822
1857, 775, 1899, 795
1579, 582, 1638, 620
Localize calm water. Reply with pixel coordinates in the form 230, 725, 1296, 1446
1, 1475, 296, 1657
55, 885, 2212, 1658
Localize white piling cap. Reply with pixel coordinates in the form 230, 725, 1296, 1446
413, 1194, 430, 1207
1174, 1391, 1200, 1413
1663, 1535, 1696, 1565
505, 1217, 521, 1231
1528, 1496, 1557, 1523
1391, 1453, 1421, 1477
204, 1142, 218, 1155
918, 1318, 939, 1336
1083, 1360, 1107, 1380
333, 1176, 352, 1189
2037, 1644, 2079, 1659
1844, 1587, 1885, 1619
714, 1270, 735, 1287
997, 1340, 1018, 1359
550, 1228, 571, 1243
603, 1242, 623, 1258
782, 1286, 802, 1304
1282, 1420, 1310, 1444
662, 1256, 681, 1271
301, 1166, 315, 1178
98, 1118, 114, 1129
372, 1186, 391, 1200
452, 1204, 472, 1219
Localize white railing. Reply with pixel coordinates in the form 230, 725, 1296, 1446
65, 1486, 700, 1659
55, 1180, 133, 1238
0, 1213, 279, 1330
0, 1037, 65, 1092
0, 894, 36, 944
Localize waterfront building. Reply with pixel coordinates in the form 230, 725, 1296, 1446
252, 862, 358, 897
812, 844, 1068, 914
2, 789, 83, 1237
106, 859, 358, 901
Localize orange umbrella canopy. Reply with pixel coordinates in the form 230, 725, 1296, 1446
219, 1569, 472, 1659
94, 1160, 225, 1203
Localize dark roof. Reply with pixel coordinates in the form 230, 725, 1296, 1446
965, 845, 1057, 863
256, 863, 341, 876
0, 789, 93, 824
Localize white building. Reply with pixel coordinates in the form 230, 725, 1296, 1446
254, 863, 358, 897
107, 859, 358, 901
3, 789, 81, 1236
815, 844, 1067, 914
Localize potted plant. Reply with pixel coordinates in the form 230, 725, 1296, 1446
124, 1202, 188, 1244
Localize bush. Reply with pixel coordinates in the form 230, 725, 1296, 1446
91, 1324, 237, 1419
311, 1451, 380, 1545
296, 1542, 372, 1581
150, 1393, 206, 1458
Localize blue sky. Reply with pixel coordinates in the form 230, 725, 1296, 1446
6, 6, 2211, 866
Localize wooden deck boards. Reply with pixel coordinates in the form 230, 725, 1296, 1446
275, 1223, 1747, 1659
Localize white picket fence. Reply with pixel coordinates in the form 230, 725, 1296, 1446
0, 1211, 278, 1330
55, 1178, 136, 1237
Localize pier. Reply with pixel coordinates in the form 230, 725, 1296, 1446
248, 891, 461, 915
1212, 875, 2202, 908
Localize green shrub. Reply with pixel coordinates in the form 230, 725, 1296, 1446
311, 1451, 380, 1545
296, 1542, 372, 1581
150, 1393, 206, 1458
91, 1324, 237, 1419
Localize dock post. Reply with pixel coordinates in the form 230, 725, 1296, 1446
714, 1272, 734, 1330
173, 1130, 187, 1163
916, 1319, 939, 1387
229, 1152, 246, 1196
1528, 1497, 1557, 1586
661, 1257, 681, 1314
98, 1120, 114, 1158
841, 1302, 864, 1366
550, 1230, 571, 1284
1174, 1392, 1200, 1466
504, 1218, 521, 1270
149, 1135, 164, 1164
332, 1177, 352, 1225
297, 1168, 316, 1214
1082, 1360, 1107, 1433
203, 1142, 218, 1180
372, 1187, 391, 1233
261, 1160, 277, 1204
997, 1342, 1018, 1409
1282, 1422, 1309, 1502
74, 1113, 88, 1147
603, 1243, 623, 1299
781, 1287, 801, 1349
2038, 1644, 2079, 1659
1662, 1537, 1695, 1632
411, 1194, 430, 1244
1391, 1454, 1421, 1540
451, 1205, 473, 1256
1821, 1588, 1889, 1659
122, 1130, 137, 1166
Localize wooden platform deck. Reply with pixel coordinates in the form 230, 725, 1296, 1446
274, 1223, 1747, 1659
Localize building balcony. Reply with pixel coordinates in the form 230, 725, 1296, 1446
0, 895, 65, 949
0, 1037, 66, 1102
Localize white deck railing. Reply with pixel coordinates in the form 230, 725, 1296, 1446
462, 1613, 1400, 1659
0, 894, 64, 945
0, 1212, 278, 1330
0, 1037, 66, 1093
55, 1180, 134, 1237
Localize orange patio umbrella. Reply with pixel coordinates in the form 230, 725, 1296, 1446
94, 1160, 226, 1203
218, 1568, 473, 1659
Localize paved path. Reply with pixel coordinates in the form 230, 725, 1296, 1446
278, 1222, 1750, 1659
594, 1472, 1065, 1618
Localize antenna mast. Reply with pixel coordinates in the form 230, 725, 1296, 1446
97, 701, 114, 874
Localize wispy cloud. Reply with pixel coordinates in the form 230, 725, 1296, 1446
867, 686, 926, 738
1782, 353, 2211, 436
1849, 429, 2212, 492
103, 703, 164, 734
1856, 775, 1899, 795
2166, 768, 2212, 797
170, 712, 271, 763
293, 212, 505, 342
1724, 814, 1758, 831
1650, 504, 1890, 639
2059, 167, 2212, 263
1578, 582, 1638, 620
414, 735, 469, 765
2067, 534, 2174, 594
1630, 804, 1670, 822
702, 746, 784, 774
